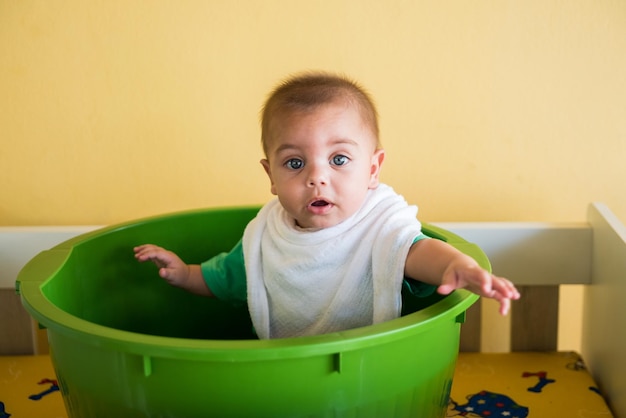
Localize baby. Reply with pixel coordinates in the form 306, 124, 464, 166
135, 72, 520, 339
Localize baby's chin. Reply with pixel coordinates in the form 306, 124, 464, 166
293, 215, 351, 230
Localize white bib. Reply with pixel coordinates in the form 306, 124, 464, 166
242, 184, 422, 339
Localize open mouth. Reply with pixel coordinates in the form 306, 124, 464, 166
310, 200, 329, 207
307, 199, 333, 214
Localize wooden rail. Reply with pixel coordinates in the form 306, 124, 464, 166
1, 203, 624, 416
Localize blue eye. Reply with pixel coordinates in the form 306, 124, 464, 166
285, 158, 304, 170
331, 155, 349, 166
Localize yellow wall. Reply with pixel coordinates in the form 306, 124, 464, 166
2, 1, 625, 226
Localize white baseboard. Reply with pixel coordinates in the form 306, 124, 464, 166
435, 222, 592, 285
1, 221, 593, 288
0, 226, 100, 289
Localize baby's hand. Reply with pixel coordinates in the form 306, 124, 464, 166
134, 244, 190, 287
437, 262, 520, 315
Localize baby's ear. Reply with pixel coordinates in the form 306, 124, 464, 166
368, 149, 385, 188
260, 159, 277, 195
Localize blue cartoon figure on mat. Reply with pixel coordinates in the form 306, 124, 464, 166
523, 371, 556, 393
29, 378, 60, 400
0, 401, 10, 418
448, 390, 529, 417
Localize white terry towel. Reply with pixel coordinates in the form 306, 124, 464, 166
242, 184, 423, 339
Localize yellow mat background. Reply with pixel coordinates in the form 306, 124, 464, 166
450, 352, 613, 417
0, 352, 613, 417
0, 355, 65, 418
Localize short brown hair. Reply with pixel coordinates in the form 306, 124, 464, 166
260, 71, 380, 156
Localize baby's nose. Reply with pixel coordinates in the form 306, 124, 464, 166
307, 165, 328, 186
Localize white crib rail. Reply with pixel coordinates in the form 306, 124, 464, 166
1, 204, 624, 416
583, 203, 626, 417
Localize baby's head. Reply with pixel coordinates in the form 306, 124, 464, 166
259, 72, 385, 229
261, 72, 381, 156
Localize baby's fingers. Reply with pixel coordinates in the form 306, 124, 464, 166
134, 245, 156, 261
496, 296, 512, 316
490, 277, 521, 301
133, 244, 170, 266
489, 277, 521, 315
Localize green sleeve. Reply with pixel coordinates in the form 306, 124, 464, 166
403, 233, 437, 297
200, 239, 248, 304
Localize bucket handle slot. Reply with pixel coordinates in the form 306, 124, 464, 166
143, 355, 152, 377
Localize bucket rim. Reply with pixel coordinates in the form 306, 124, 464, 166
20, 282, 478, 361
17, 206, 485, 362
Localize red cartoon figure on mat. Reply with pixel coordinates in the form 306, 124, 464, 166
29, 378, 60, 401
447, 391, 529, 417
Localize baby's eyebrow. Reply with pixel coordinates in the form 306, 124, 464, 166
331, 138, 359, 147
273, 138, 360, 155
274, 143, 300, 154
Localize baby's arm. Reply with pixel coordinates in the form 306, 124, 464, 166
134, 244, 215, 297
404, 239, 520, 315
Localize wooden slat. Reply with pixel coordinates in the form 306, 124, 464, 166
459, 300, 481, 352
0, 289, 34, 355
32, 318, 50, 354
480, 298, 512, 353
511, 285, 559, 351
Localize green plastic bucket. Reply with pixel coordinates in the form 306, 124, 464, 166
16, 207, 485, 418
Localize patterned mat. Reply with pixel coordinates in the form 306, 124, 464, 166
449, 352, 613, 417
0, 355, 65, 418
0, 352, 614, 417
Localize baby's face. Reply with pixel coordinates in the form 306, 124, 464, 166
261, 101, 384, 229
